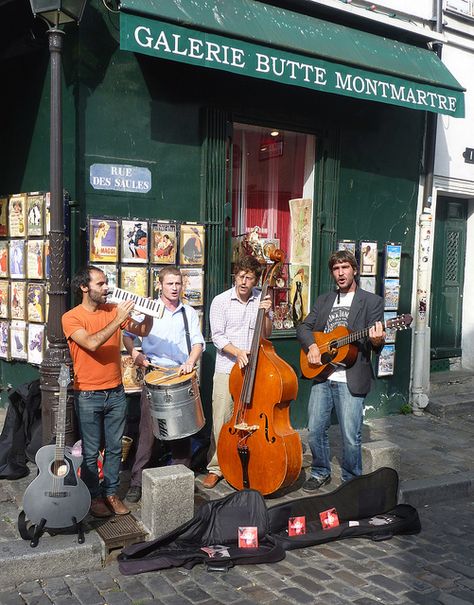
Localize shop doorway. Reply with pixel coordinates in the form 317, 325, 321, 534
430, 196, 467, 364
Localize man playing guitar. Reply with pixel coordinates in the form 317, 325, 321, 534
297, 250, 385, 492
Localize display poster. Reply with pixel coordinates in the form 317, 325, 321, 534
0, 241, 8, 278
89, 218, 119, 263
120, 266, 148, 297
181, 268, 204, 306
378, 344, 396, 377
26, 193, 45, 237
8, 194, 27, 237
0, 197, 8, 237
384, 243, 402, 278
179, 224, 205, 266
0, 320, 9, 360
27, 240, 44, 279
27, 323, 45, 365
289, 198, 312, 265
289, 264, 309, 326
9, 240, 25, 279
359, 241, 378, 276
10, 280, 26, 320
121, 220, 149, 263
0, 280, 9, 319
10, 320, 27, 360
27, 282, 46, 323
151, 222, 177, 264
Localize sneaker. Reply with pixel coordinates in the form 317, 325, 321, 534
126, 485, 142, 503
302, 475, 331, 492
105, 495, 130, 515
90, 497, 113, 518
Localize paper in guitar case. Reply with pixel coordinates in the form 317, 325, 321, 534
118, 468, 420, 575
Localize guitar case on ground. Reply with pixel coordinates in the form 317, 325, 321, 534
118, 467, 421, 575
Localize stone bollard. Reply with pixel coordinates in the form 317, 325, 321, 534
141, 465, 195, 540
362, 440, 401, 474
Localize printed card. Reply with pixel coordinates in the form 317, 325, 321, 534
0, 280, 9, 319
9, 240, 25, 278
238, 526, 258, 548
26, 193, 45, 236
10, 320, 27, 360
151, 222, 177, 264
8, 194, 27, 237
27, 282, 46, 323
121, 220, 148, 263
384, 243, 402, 278
181, 268, 204, 306
359, 241, 378, 276
288, 516, 306, 536
27, 240, 44, 279
10, 281, 26, 320
337, 239, 356, 255
94, 264, 118, 289
150, 266, 163, 299
0, 320, 10, 360
28, 323, 45, 365
120, 265, 148, 297
0, 241, 8, 278
378, 344, 396, 377
0, 197, 8, 237
383, 278, 400, 310
179, 223, 205, 266
319, 508, 340, 530
121, 354, 145, 393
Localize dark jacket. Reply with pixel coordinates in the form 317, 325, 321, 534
296, 288, 384, 396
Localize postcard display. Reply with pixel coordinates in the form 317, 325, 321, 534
88, 217, 205, 392
337, 240, 402, 377
0, 192, 51, 364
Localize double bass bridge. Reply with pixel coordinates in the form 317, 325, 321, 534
233, 422, 259, 432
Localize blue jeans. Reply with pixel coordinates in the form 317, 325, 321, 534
74, 386, 127, 499
307, 381, 364, 483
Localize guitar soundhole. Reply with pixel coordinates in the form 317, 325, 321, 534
50, 457, 78, 487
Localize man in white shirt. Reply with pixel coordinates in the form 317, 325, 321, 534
202, 255, 273, 489
123, 267, 204, 502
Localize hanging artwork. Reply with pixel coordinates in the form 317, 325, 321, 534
0, 241, 8, 278
359, 276, 376, 294
384, 243, 402, 278
0, 280, 9, 319
289, 198, 312, 265
151, 222, 177, 264
383, 278, 400, 310
120, 266, 148, 297
121, 220, 149, 263
28, 323, 45, 365
94, 264, 118, 289
8, 194, 27, 237
10, 320, 27, 360
0, 197, 8, 237
9, 240, 25, 278
179, 224, 205, 266
0, 320, 10, 360
44, 240, 51, 279
289, 265, 309, 326
10, 281, 26, 320
359, 241, 378, 276
377, 344, 396, 377
383, 311, 398, 344
27, 282, 46, 323
150, 266, 163, 299
121, 354, 145, 393
181, 268, 204, 306
27, 240, 44, 279
26, 193, 45, 237
337, 240, 356, 255
89, 217, 119, 263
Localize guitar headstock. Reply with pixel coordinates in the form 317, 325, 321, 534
58, 364, 71, 389
386, 314, 413, 331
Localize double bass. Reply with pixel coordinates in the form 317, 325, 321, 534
217, 251, 302, 496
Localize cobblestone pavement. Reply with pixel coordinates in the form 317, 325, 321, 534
1, 496, 473, 605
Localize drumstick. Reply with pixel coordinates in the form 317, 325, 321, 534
147, 363, 177, 374
146, 371, 181, 385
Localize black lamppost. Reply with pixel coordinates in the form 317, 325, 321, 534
29, 0, 87, 445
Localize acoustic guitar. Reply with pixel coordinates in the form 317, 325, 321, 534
300, 314, 413, 381
23, 364, 91, 529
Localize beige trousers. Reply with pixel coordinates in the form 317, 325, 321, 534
206, 372, 233, 476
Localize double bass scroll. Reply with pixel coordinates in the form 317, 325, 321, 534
217, 250, 302, 496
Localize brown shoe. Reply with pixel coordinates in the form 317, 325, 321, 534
202, 473, 221, 489
105, 495, 130, 515
90, 497, 113, 518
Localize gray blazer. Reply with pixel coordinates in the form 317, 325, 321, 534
296, 287, 384, 396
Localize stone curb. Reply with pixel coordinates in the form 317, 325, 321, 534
399, 471, 474, 507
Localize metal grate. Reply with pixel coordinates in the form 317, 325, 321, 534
445, 231, 459, 282
95, 514, 147, 552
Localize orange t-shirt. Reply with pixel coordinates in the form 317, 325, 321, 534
62, 304, 128, 391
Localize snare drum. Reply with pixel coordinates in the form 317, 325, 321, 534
145, 369, 205, 441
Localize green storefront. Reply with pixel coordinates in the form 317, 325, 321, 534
0, 0, 464, 426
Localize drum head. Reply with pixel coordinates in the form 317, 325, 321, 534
145, 369, 195, 387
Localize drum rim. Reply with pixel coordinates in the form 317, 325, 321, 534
145, 368, 196, 388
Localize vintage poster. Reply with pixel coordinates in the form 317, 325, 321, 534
0, 320, 10, 360
27, 282, 46, 323
179, 223, 205, 266
384, 278, 400, 310
262, 238, 280, 262
359, 276, 376, 294
94, 264, 118, 289
121, 220, 148, 263
121, 354, 145, 393
289, 198, 312, 265
26, 193, 45, 237
0, 241, 8, 278
359, 241, 378, 276
151, 222, 177, 264
27, 240, 44, 279
10, 319, 27, 360
383, 311, 398, 344
44, 192, 51, 233
384, 243, 402, 278
89, 217, 119, 263
377, 344, 396, 377
150, 266, 163, 299
44, 240, 50, 279
120, 265, 148, 297
28, 323, 45, 365
8, 193, 27, 237
10, 280, 26, 320
0, 280, 9, 319
181, 268, 204, 306
337, 240, 356, 255
0, 197, 8, 237
289, 264, 309, 326
9, 240, 25, 278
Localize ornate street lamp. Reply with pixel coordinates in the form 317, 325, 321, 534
29, 0, 88, 445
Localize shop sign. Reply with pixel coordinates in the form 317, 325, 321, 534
120, 13, 464, 118
90, 163, 152, 193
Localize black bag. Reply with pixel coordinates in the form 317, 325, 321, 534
118, 489, 286, 574
268, 467, 421, 549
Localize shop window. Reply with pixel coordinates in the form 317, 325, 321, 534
231, 123, 316, 330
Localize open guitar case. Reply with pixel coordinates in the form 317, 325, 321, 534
118, 467, 420, 575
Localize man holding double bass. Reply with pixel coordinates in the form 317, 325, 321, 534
297, 250, 385, 492
123, 267, 204, 503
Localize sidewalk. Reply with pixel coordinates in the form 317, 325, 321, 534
1, 390, 474, 586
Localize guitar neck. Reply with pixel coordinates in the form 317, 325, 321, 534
335, 322, 385, 348
55, 385, 67, 461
